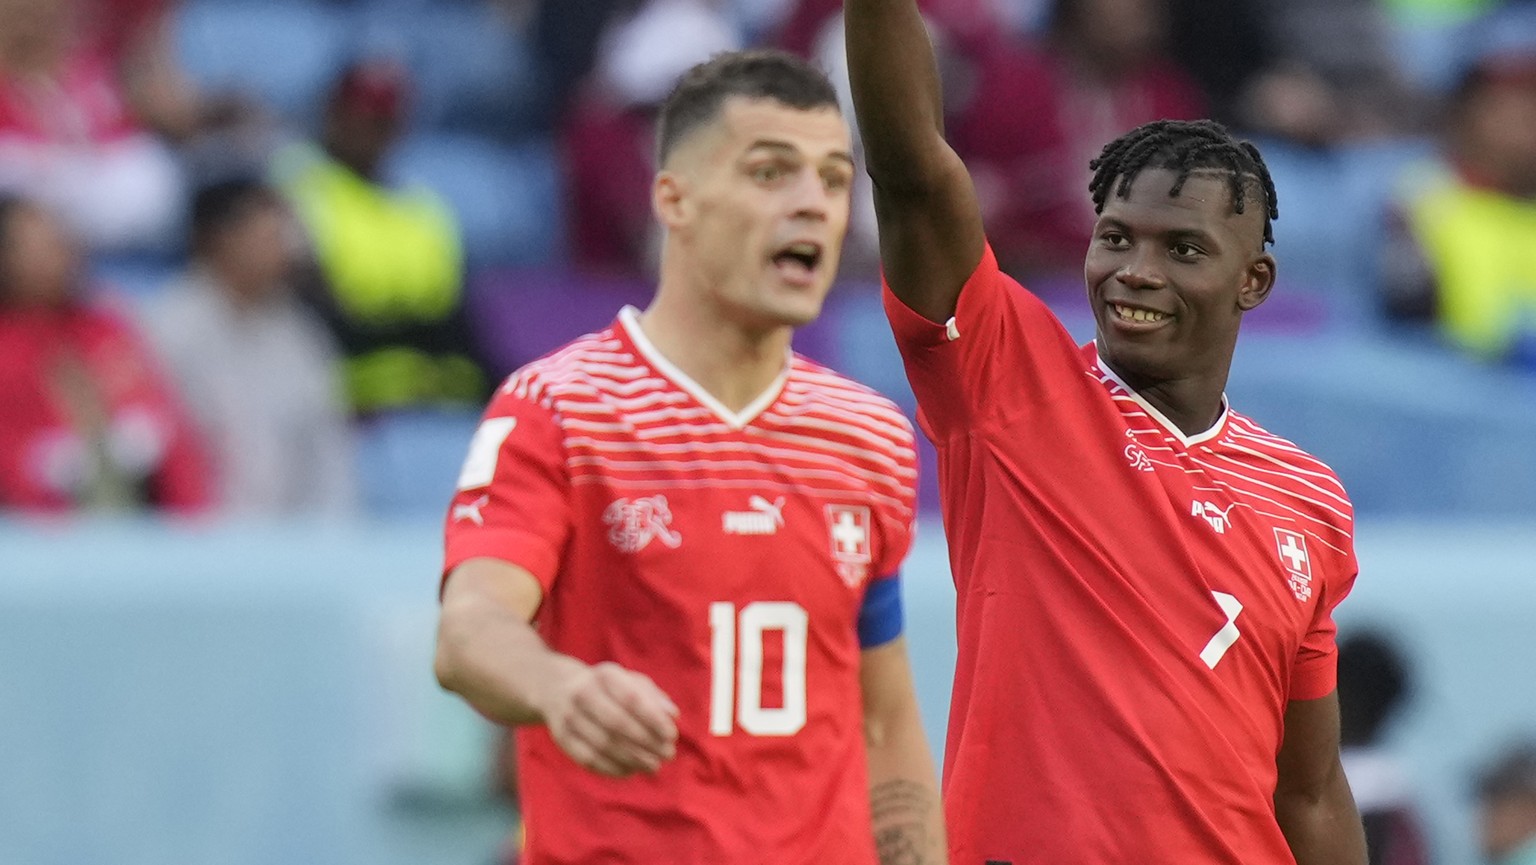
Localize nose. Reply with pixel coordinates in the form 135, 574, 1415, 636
788, 171, 831, 221
1115, 244, 1166, 290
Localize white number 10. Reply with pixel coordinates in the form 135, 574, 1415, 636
708, 601, 808, 737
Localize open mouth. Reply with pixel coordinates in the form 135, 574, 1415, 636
1111, 303, 1169, 324
772, 242, 823, 281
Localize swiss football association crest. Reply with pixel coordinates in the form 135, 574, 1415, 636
825, 504, 872, 588
1273, 527, 1313, 602
604, 495, 683, 553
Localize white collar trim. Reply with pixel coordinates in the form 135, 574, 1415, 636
618, 306, 791, 431
1093, 344, 1229, 447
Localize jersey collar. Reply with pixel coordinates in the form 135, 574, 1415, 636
617, 305, 792, 431
1092, 343, 1230, 447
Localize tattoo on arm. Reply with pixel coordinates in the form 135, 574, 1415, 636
870, 780, 939, 865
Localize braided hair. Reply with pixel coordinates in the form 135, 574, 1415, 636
1088, 119, 1279, 247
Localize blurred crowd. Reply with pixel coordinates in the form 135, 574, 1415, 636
1, 0, 1536, 520
1, 2, 1535, 862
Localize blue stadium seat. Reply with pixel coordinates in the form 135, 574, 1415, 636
174, 1, 350, 123
352, 4, 536, 137
387, 134, 564, 268
354, 410, 482, 517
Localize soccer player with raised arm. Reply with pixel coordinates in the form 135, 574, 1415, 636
842, 4, 1369, 864
434, 50, 946, 865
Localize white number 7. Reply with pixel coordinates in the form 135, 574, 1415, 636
1200, 591, 1244, 669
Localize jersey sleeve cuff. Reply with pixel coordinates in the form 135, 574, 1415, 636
1288, 659, 1338, 702
881, 242, 1000, 348
442, 529, 561, 595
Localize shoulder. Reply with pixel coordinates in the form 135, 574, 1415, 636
1223, 411, 1354, 524
782, 356, 916, 450
492, 326, 637, 413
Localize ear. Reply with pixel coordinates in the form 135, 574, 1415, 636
652, 170, 690, 231
1237, 252, 1276, 312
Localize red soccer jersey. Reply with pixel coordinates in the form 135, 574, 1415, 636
442, 307, 918, 865
883, 245, 1358, 865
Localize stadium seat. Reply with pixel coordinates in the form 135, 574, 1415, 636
354, 409, 482, 517
174, 1, 349, 123
352, 3, 537, 138
387, 134, 564, 269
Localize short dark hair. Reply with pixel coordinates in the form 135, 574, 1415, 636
1088, 119, 1280, 247
191, 177, 281, 252
656, 49, 841, 166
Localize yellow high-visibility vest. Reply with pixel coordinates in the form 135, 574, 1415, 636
1406, 168, 1536, 356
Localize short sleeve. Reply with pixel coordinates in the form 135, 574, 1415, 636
1289, 541, 1359, 701
441, 387, 572, 595
881, 241, 1085, 439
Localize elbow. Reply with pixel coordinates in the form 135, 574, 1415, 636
433, 616, 469, 696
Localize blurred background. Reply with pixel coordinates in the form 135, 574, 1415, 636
2, 0, 1536, 863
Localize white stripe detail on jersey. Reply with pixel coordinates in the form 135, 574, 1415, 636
568, 474, 914, 516
1093, 364, 1229, 447
1222, 441, 1350, 491
562, 436, 917, 482
779, 387, 913, 431
765, 401, 914, 446
1191, 470, 1355, 543
1184, 453, 1354, 524
619, 306, 791, 430
1202, 450, 1352, 508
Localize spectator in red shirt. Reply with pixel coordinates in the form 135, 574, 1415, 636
0, 0, 188, 253
948, 0, 1206, 279
0, 196, 210, 514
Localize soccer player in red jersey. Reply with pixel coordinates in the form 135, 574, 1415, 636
433, 51, 946, 865
843, 3, 1369, 864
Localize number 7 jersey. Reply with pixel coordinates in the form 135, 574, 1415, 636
885, 244, 1360, 865
442, 307, 918, 865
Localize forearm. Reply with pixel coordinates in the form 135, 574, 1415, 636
1275, 762, 1367, 865
435, 595, 584, 727
843, 0, 948, 192
866, 708, 947, 865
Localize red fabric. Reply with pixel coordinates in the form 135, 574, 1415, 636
559, 96, 656, 275
0, 302, 210, 512
0, 45, 141, 144
949, 43, 1206, 274
443, 310, 917, 864
883, 244, 1358, 863
87, 0, 172, 65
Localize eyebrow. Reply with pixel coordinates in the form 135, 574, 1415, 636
745, 139, 855, 166
1096, 217, 1221, 246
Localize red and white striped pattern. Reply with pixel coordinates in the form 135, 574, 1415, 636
1091, 364, 1354, 555
501, 319, 917, 520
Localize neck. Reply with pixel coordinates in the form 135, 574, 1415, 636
1106, 358, 1228, 438
636, 277, 792, 415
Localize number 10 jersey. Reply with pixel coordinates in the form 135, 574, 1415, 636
442, 307, 919, 865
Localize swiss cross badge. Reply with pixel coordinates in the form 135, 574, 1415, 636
1273, 527, 1314, 603
825, 504, 872, 588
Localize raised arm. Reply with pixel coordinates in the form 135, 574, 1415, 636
435, 557, 680, 777
844, 0, 986, 322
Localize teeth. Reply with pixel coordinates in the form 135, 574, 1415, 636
785, 243, 818, 256
1114, 304, 1167, 323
